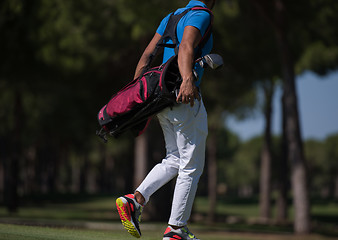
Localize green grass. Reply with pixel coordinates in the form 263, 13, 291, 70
0, 195, 337, 239
0, 196, 117, 222
0, 223, 335, 240
0, 223, 143, 240
195, 197, 259, 218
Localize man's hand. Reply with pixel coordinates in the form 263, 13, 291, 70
176, 74, 201, 107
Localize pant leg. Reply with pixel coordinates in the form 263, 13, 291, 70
135, 108, 180, 204
168, 99, 208, 226
136, 99, 208, 226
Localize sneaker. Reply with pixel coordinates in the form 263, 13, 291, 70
116, 194, 143, 238
163, 226, 200, 240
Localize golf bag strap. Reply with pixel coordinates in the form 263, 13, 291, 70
145, 7, 213, 72
156, 8, 191, 55
193, 7, 213, 59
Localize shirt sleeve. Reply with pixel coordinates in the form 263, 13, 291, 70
184, 10, 211, 37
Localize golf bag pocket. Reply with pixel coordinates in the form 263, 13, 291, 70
106, 76, 151, 117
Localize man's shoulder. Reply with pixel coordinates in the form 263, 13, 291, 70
188, 8, 211, 18
183, 7, 211, 27
176, 5, 211, 15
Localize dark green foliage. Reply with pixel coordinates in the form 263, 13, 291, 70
0, 0, 337, 215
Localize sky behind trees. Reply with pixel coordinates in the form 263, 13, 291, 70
227, 70, 338, 141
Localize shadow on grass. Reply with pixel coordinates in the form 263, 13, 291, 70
312, 214, 338, 224
192, 210, 338, 237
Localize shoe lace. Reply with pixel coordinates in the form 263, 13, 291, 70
135, 204, 143, 223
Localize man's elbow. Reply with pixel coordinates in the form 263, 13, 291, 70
179, 42, 194, 56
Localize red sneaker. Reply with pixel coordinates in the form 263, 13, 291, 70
116, 194, 143, 238
163, 226, 200, 240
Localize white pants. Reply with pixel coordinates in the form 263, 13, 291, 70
136, 99, 208, 226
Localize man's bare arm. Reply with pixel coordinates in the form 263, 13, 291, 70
134, 33, 162, 79
177, 26, 202, 107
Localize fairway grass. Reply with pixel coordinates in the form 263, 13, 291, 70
0, 223, 336, 240
0, 195, 337, 239
0, 223, 140, 240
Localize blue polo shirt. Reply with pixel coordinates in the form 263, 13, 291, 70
156, 0, 213, 86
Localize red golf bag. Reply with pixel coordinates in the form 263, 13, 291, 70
96, 55, 181, 142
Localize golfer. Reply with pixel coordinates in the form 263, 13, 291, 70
116, 1, 216, 239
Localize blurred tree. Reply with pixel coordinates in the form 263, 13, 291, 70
249, 0, 311, 233
210, 0, 280, 223
206, 112, 221, 223
215, 128, 241, 194
134, 133, 148, 190
305, 134, 338, 199
225, 137, 262, 195
0, 0, 37, 211
324, 135, 338, 199
201, 1, 335, 226
0, 0, 153, 209
259, 80, 275, 222
275, 93, 289, 222
304, 139, 327, 197
203, 0, 259, 222
217, 0, 338, 229
294, 0, 338, 75
1, 0, 336, 227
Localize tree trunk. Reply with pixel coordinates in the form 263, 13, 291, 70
251, 0, 311, 233
80, 155, 89, 193
259, 82, 273, 222
4, 91, 22, 212
274, 0, 310, 233
0, 155, 4, 203
334, 175, 338, 199
207, 130, 217, 223
134, 132, 148, 189
276, 93, 289, 222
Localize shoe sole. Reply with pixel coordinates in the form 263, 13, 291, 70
163, 236, 197, 240
116, 197, 141, 238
